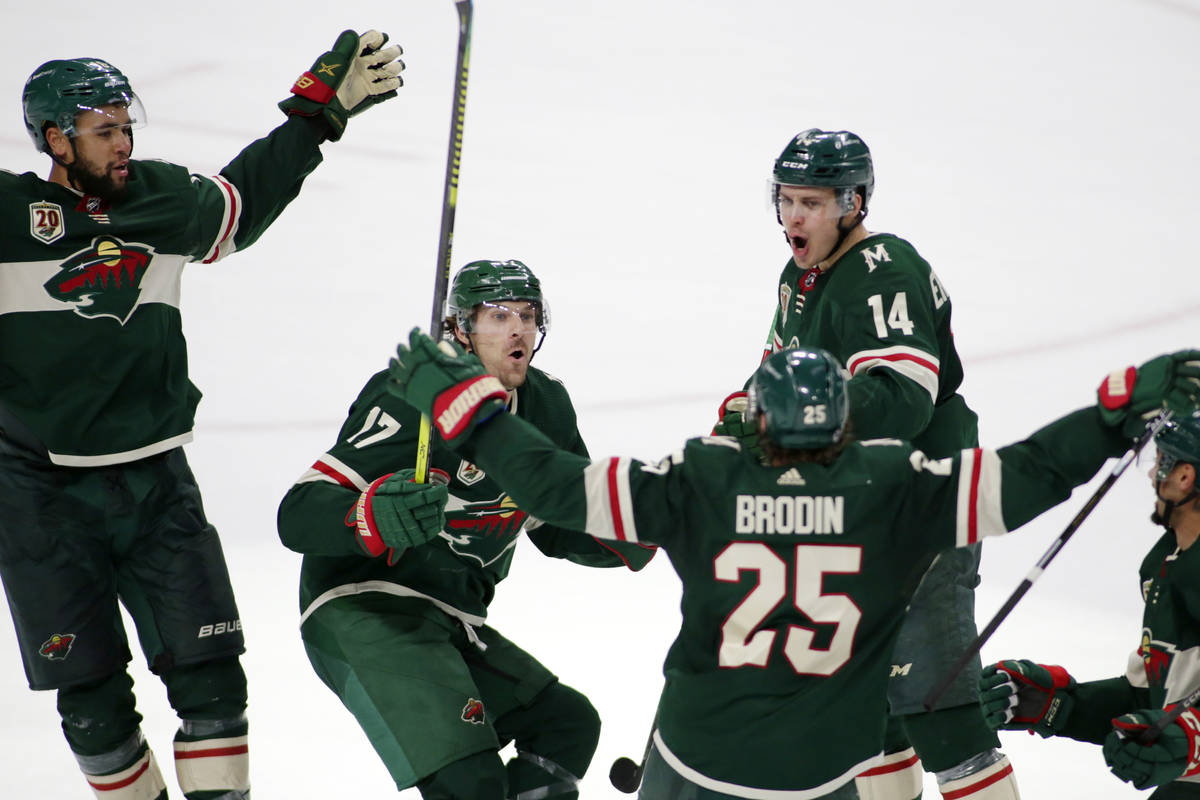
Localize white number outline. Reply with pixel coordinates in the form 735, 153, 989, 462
714, 542, 863, 676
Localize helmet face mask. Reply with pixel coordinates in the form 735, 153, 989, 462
447, 260, 550, 350
771, 128, 873, 225
1154, 411, 1200, 483
747, 348, 850, 451
23, 58, 145, 154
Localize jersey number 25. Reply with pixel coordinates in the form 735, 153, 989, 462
714, 542, 862, 676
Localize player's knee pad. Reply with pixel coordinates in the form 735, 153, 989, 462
57, 670, 142, 756
901, 704, 1000, 773
934, 751, 1018, 800
855, 747, 923, 800
418, 749, 507, 800
173, 715, 249, 799
75, 729, 169, 800
162, 656, 247, 719
511, 682, 600, 776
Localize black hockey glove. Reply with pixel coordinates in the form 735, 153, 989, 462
1097, 350, 1200, 438
387, 328, 507, 447
279, 29, 404, 141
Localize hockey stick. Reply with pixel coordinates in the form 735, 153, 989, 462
610, 715, 657, 793
415, 0, 473, 483
922, 411, 1172, 711
1117, 684, 1200, 745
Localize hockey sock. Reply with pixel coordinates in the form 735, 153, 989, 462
75, 730, 168, 800
934, 751, 1018, 799
173, 715, 249, 800
855, 747, 923, 800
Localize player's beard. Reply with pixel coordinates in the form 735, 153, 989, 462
65, 151, 129, 202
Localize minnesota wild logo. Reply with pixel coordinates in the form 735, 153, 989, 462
439, 493, 528, 568
44, 235, 155, 324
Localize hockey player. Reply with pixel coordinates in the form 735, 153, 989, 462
276, 260, 655, 800
715, 128, 1003, 798
386, 330, 1200, 799
0, 33, 403, 800
980, 405, 1200, 798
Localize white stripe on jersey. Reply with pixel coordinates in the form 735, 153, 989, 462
954, 448, 1005, 547
0, 252, 187, 316
196, 174, 242, 264
845, 345, 940, 403
583, 457, 640, 543
294, 453, 369, 490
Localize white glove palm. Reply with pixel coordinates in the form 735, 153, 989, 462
336, 30, 405, 117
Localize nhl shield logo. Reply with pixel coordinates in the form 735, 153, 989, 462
44, 235, 155, 324
29, 201, 65, 244
39, 633, 76, 662
457, 460, 485, 486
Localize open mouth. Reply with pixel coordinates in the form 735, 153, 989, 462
789, 234, 808, 252
507, 348, 526, 362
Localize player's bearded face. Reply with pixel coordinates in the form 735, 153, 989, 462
776, 185, 846, 269
459, 301, 540, 390
63, 105, 134, 200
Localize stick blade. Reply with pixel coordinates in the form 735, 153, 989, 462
609, 756, 642, 793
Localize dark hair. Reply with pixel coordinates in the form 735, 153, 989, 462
761, 417, 855, 466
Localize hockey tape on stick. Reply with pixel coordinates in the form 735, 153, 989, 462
922, 410, 1172, 711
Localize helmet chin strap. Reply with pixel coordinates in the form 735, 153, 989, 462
1151, 480, 1200, 532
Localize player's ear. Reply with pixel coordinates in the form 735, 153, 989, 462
452, 325, 470, 350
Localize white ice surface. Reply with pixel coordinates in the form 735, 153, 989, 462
1, 0, 1199, 796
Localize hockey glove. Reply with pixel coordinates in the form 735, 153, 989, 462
387, 328, 508, 448
355, 468, 448, 565
979, 660, 1076, 737
712, 391, 764, 460
279, 29, 404, 141
1097, 350, 1200, 438
1103, 706, 1200, 790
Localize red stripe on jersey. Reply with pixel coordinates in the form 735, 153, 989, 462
967, 448, 983, 544
847, 351, 940, 376
858, 751, 920, 776
202, 177, 239, 264
174, 744, 250, 760
606, 458, 627, 541
312, 459, 358, 490
940, 762, 1014, 799
89, 759, 150, 791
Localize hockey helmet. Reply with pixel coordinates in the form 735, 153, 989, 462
1155, 410, 1200, 482
447, 259, 549, 338
23, 58, 145, 153
771, 128, 874, 218
747, 348, 850, 450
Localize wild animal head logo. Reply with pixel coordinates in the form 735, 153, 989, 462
39, 633, 76, 662
461, 698, 485, 725
44, 235, 155, 324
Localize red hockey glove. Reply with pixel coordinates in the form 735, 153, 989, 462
387, 328, 507, 447
355, 468, 448, 565
979, 660, 1076, 737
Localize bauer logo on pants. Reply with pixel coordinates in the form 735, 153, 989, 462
461, 698, 485, 725
39, 633, 75, 661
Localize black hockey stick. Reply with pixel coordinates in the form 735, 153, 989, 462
1122, 685, 1200, 745
610, 721, 656, 793
415, 0, 473, 482
922, 411, 1172, 711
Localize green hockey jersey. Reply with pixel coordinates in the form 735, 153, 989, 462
1128, 533, 1200, 712
453, 405, 1129, 795
0, 117, 325, 466
762, 234, 976, 455
277, 366, 654, 625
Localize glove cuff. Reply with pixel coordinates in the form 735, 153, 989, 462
1098, 366, 1137, 412
433, 375, 507, 441
717, 391, 749, 420
354, 473, 395, 557
1174, 707, 1200, 777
